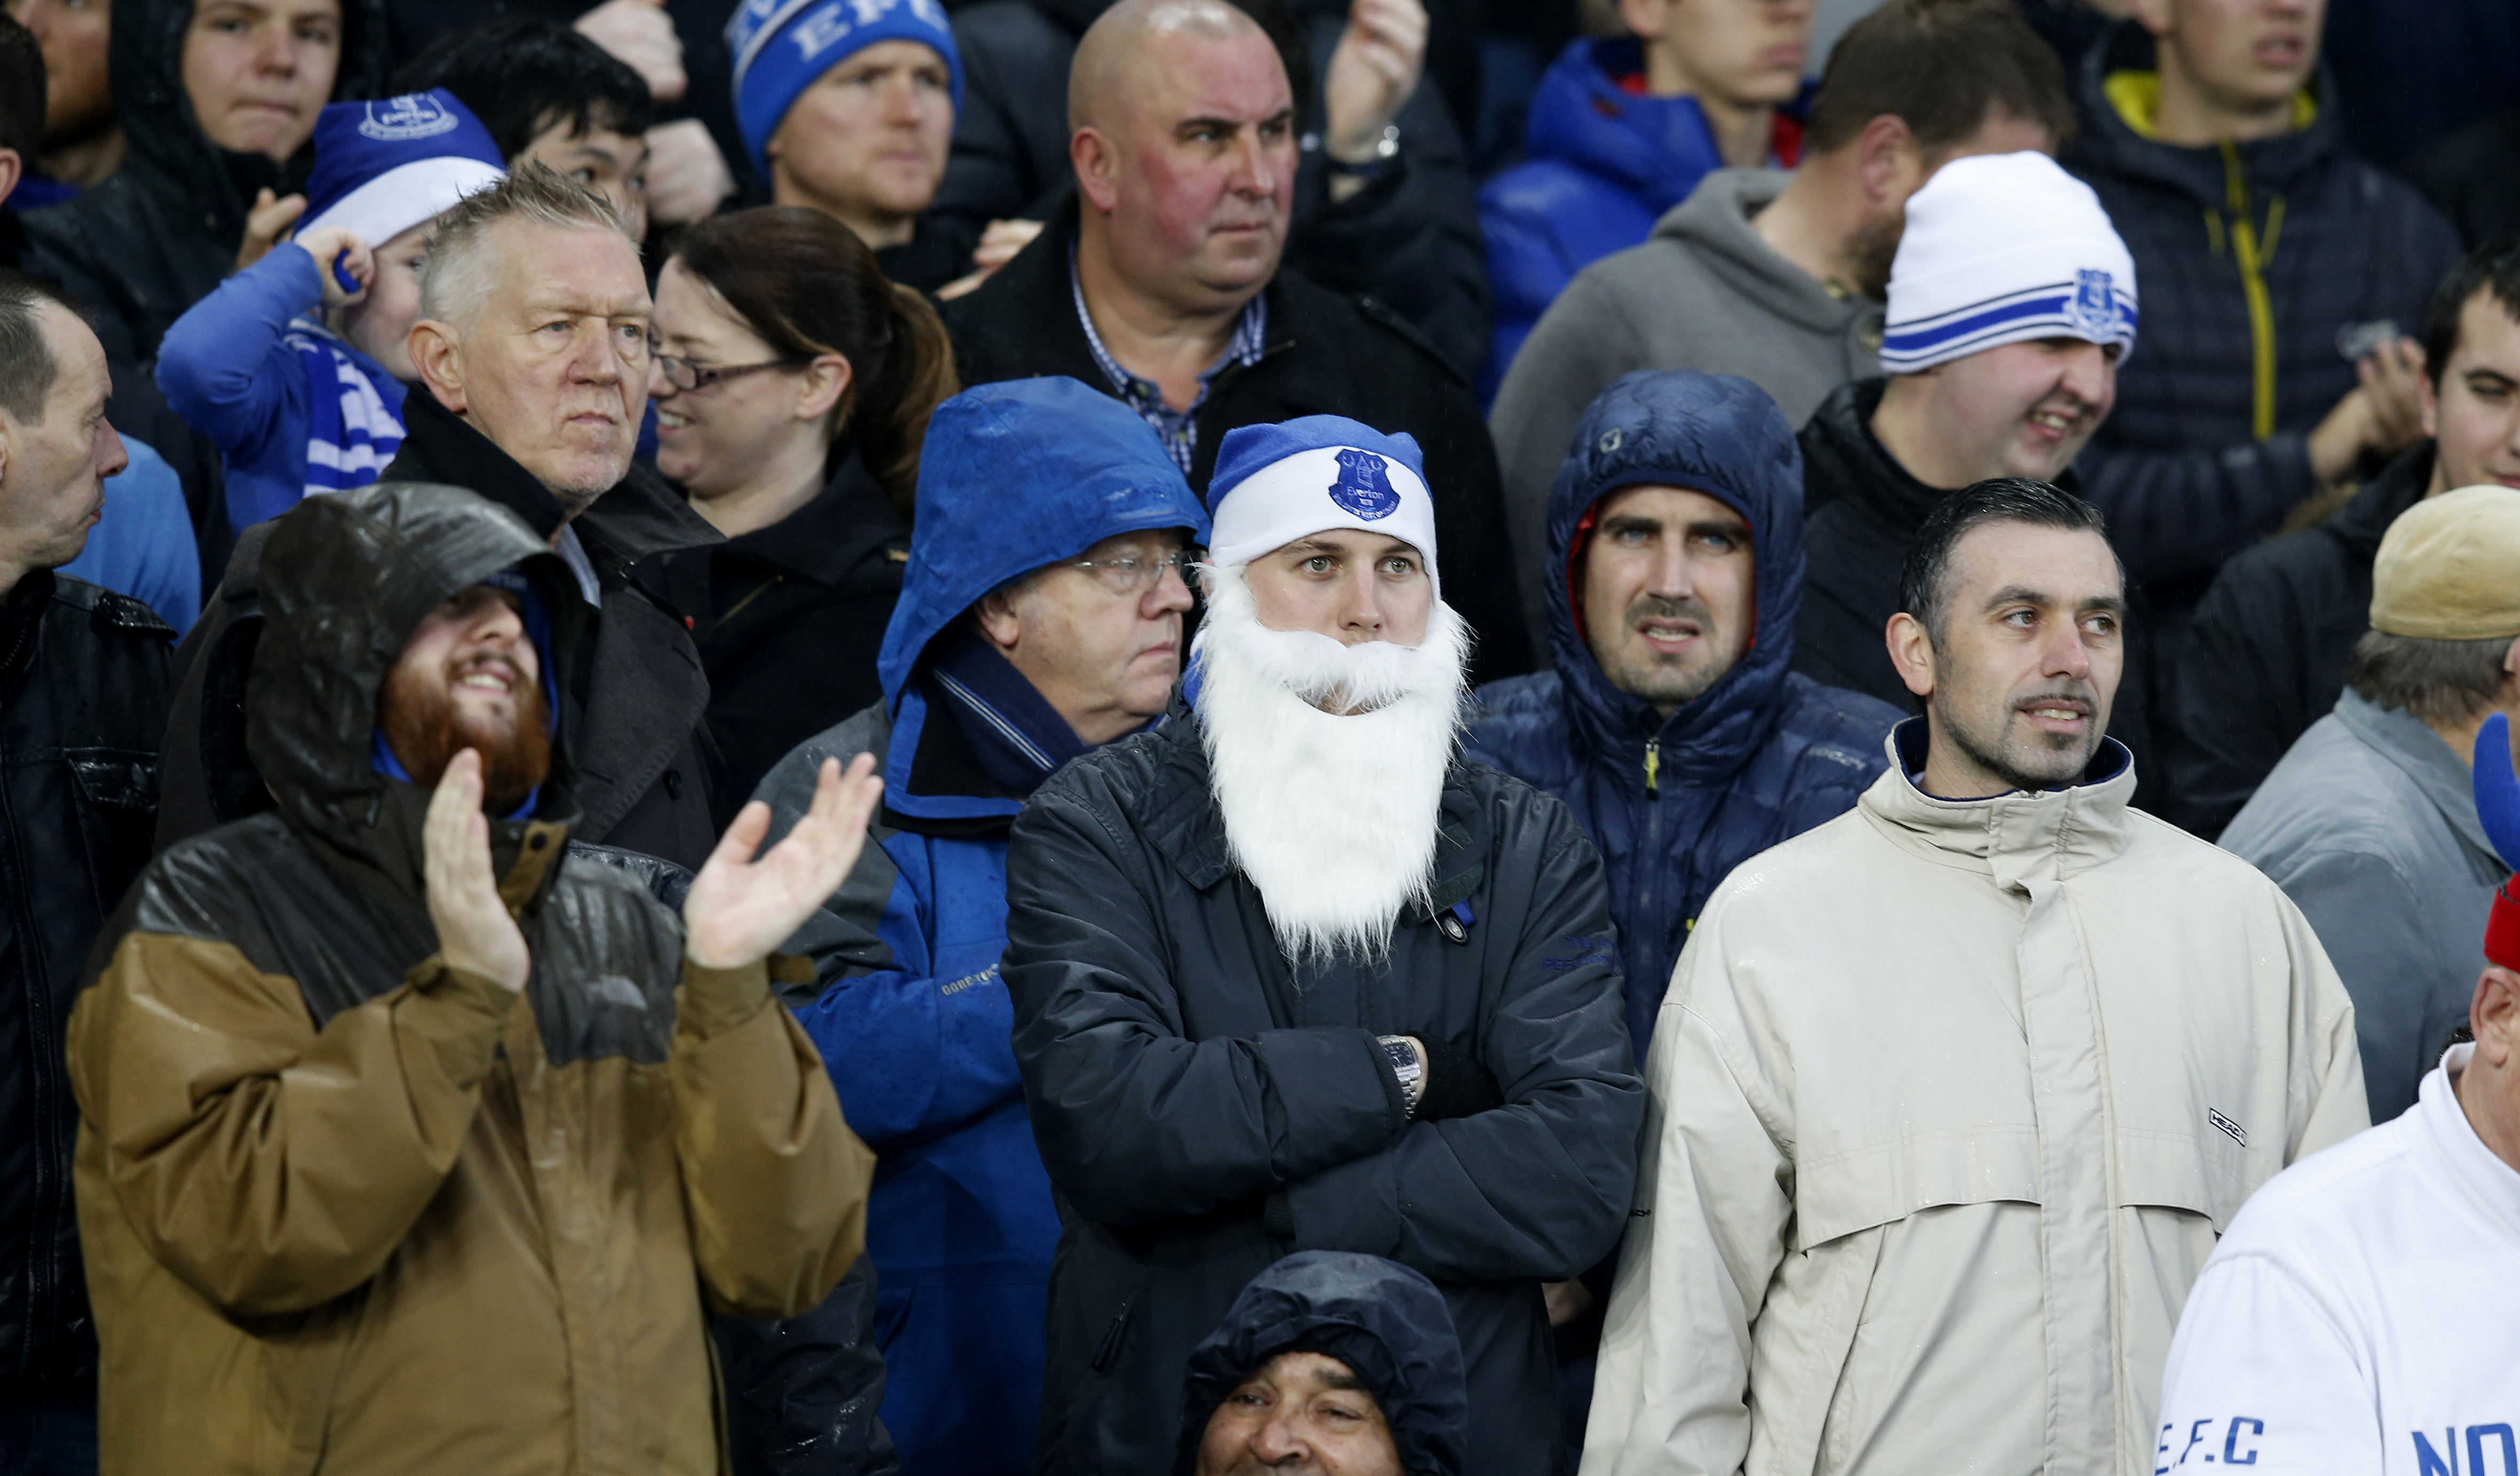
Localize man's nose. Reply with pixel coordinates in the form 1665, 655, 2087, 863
882, 74, 925, 125
1247, 1410, 1307, 1464
1338, 565, 1387, 641
576, 326, 628, 384
98, 422, 128, 481
253, 19, 296, 72
2059, 343, 2114, 411
1143, 560, 1194, 616
1231, 128, 1277, 199
2040, 618, 2095, 681
1646, 538, 1694, 600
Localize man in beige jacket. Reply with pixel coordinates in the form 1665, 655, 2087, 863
1582, 477, 2368, 1476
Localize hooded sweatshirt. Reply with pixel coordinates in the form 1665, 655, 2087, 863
1463, 370, 1899, 1053
749, 378, 1211, 1476
2063, 23, 2461, 586
1477, 39, 1805, 404
1488, 169, 1880, 647
1583, 723, 2368, 1476
67, 481, 872, 1475
19, 0, 387, 368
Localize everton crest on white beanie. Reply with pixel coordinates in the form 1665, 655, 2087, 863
1206, 417, 1441, 597
1879, 151, 2139, 376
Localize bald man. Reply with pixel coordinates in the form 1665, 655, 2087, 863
936, 0, 1534, 686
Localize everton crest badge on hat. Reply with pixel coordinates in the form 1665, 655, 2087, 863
2069, 268, 2118, 337
356, 93, 462, 142
1329, 449, 1400, 521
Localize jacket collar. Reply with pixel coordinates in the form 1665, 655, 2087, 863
2333, 688, 2499, 864
1802, 377, 1943, 527
2414, 1048, 2520, 1246
2331, 442, 2436, 560
2073, 21, 2347, 203
714, 444, 905, 588
387, 390, 722, 581
1140, 691, 1486, 919
1858, 718, 2137, 885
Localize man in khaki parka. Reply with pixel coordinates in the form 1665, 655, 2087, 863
68, 481, 881, 1475
1583, 478, 2369, 1476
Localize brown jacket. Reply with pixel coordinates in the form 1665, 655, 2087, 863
67, 482, 873, 1475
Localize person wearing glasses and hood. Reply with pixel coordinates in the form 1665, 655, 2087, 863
750, 375, 1210, 1476
643, 205, 957, 819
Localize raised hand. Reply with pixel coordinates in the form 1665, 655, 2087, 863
1323, 0, 1428, 163
294, 226, 374, 311
575, 0, 687, 104
683, 755, 883, 970
423, 749, 530, 992
236, 189, 308, 273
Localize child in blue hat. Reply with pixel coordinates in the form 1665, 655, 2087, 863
157, 91, 506, 533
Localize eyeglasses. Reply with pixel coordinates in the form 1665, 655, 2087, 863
1071, 547, 1199, 596
653, 352, 809, 393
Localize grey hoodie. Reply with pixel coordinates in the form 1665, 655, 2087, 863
1487, 169, 1880, 644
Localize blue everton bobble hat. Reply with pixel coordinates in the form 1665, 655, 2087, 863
727, 0, 964, 177
1207, 417, 1442, 596
300, 91, 506, 248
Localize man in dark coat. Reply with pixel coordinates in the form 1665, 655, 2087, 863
155, 166, 724, 869
1465, 371, 1899, 1059
0, 269, 173, 1471
936, 0, 1529, 685
20, 0, 387, 369
1002, 415, 1642, 1476
937, 0, 1489, 378
2062, 18, 2462, 600
1177, 1252, 1466, 1476
2167, 239, 2520, 837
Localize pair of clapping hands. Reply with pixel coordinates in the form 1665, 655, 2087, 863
422, 749, 883, 990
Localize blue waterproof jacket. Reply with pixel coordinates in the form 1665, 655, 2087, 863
1475, 40, 1803, 403
1462, 371, 1900, 1051
752, 379, 1210, 1476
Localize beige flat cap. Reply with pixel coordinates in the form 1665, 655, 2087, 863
2371, 484, 2520, 640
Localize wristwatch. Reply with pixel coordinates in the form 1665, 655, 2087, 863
1327, 123, 1402, 183
1378, 1034, 1425, 1117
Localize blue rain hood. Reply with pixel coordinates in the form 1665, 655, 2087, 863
1174, 1252, 1467, 1476
1547, 370, 1805, 767
873, 378, 1209, 822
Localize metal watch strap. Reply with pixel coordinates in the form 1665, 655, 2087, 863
1378, 1034, 1424, 1117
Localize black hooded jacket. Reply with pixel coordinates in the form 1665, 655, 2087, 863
1793, 378, 2164, 811
2165, 442, 2435, 839
934, 0, 1492, 378
19, 0, 387, 368
1174, 1252, 1467, 1476
0, 570, 171, 1385
156, 390, 725, 870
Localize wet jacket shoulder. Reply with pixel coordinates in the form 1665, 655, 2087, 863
2166, 443, 2431, 838
1463, 370, 1895, 1052
2063, 25, 2462, 583
940, 203, 1531, 686
1004, 703, 1642, 1476
936, 0, 1491, 378
20, 0, 386, 366
1477, 39, 1802, 403
70, 482, 868, 1475
0, 571, 170, 1382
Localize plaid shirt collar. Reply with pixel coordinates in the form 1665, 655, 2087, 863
1069, 242, 1268, 475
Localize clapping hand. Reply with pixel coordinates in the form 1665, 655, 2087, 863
682, 756, 883, 970
575, 0, 687, 102
423, 749, 532, 993
1324, 0, 1427, 163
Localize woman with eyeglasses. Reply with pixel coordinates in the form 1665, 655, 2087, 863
645, 205, 956, 819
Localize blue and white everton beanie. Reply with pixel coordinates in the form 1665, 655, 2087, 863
1207, 417, 1441, 597
727, 0, 963, 177
1879, 152, 2138, 375
299, 91, 505, 248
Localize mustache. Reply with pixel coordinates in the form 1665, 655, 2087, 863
1627, 594, 1713, 625
2013, 682, 2098, 713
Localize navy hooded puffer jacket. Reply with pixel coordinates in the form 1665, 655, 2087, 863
1174, 1252, 1467, 1476
1462, 371, 1901, 1051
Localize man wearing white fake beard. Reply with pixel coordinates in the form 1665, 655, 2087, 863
1001, 416, 1645, 1476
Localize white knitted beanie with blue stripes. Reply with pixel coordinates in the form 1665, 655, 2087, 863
1879, 151, 2138, 375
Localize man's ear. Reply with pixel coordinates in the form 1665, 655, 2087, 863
407, 320, 467, 414
1616, 0, 1672, 42
1853, 113, 1919, 208
1072, 127, 1121, 215
2474, 965, 2520, 1068
974, 590, 1021, 652
2124, 0, 2174, 39
0, 149, 21, 211
1886, 610, 1937, 700
2419, 367, 2440, 443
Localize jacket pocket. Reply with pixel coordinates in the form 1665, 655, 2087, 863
66, 751, 159, 915
2114, 1130, 2251, 1233
1792, 1126, 2042, 1250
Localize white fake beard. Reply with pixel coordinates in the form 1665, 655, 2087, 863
1191, 566, 1469, 966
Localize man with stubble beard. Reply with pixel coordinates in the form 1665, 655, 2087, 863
1583, 475, 2367, 1476
159, 163, 727, 870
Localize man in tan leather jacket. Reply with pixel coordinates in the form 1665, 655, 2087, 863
1583, 478, 2368, 1476
67, 482, 882, 1475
